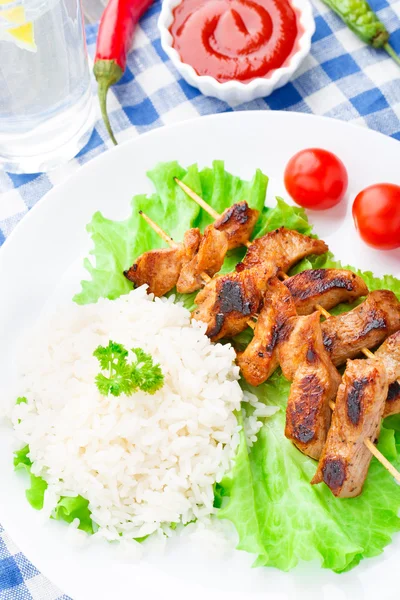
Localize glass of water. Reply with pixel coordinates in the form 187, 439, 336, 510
0, 0, 95, 173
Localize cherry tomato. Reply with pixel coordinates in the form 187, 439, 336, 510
284, 148, 348, 210
352, 183, 400, 250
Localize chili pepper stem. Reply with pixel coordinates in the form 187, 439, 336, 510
97, 78, 118, 145
384, 43, 400, 67
93, 59, 123, 146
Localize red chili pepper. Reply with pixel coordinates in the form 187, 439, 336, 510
94, 0, 155, 145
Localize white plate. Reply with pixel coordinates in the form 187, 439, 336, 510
1, 111, 400, 600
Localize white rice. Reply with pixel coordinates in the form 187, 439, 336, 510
11, 286, 250, 541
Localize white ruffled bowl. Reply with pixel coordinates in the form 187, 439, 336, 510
158, 0, 315, 105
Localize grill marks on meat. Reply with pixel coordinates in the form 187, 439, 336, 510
279, 314, 321, 381
214, 202, 259, 249
280, 312, 341, 459
236, 228, 328, 273
284, 269, 368, 316
375, 331, 400, 417
312, 329, 400, 497
321, 290, 400, 366
375, 330, 400, 383
124, 201, 258, 297
236, 267, 366, 389
192, 264, 275, 341
346, 377, 369, 425
385, 381, 400, 417
236, 279, 297, 386
312, 358, 388, 497
177, 226, 228, 293
177, 200, 260, 293
124, 228, 201, 297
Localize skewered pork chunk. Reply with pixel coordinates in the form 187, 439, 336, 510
321, 290, 400, 366
192, 264, 276, 342
236, 228, 328, 273
285, 269, 368, 316
375, 330, 400, 383
214, 202, 259, 249
279, 312, 341, 459
124, 228, 201, 297
176, 226, 229, 293
279, 313, 318, 381
312, 358, 388, 497
236, 278, 296, 386
385, 382, 400, 417
375, 331, 400, 417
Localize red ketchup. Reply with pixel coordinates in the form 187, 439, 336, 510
170, 0, 302, 83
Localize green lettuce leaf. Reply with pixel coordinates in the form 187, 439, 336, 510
254, 196, 313, 239
25, 474, 48, 510
14, 445, 47, 509
219, 373, 400, 572
74, 161, 268, 305
14, 445, 93, 531
52, 495, 94, 534
195, 161, 268, 231
13, 444, 32, 470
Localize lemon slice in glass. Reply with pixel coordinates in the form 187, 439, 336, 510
0, 0, 36, 51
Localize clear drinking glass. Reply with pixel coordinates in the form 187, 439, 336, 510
0, 0, 95, 173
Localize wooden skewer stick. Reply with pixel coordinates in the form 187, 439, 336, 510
139, 211, 212, 284
315, 302, 375, 360
139, 211, 254, 325
174, 178, 252, 248
139, 211, 179, 249
364, 439, 400, 483
328, 400, 400, 484
174, 179, 220, 221
174, 182, 400, 482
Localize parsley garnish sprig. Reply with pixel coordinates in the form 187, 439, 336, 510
93, 341, 164, 397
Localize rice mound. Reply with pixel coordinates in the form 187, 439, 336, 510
11, 286, 244, 540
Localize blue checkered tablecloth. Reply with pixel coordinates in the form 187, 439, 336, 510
1, 0, 400, 596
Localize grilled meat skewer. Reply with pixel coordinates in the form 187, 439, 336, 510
282, 312, 342, 459
174, 179, 259, 250
193, 264, 276, 341
375, 331, 400, 417
313, 331, 400, 497
236, 278, 297, 386
177, 226, 228, 293
177, 202, 261, 294
176, 180, 400, 486
375, 330, 400, 382
236, 269, 368, 387
284, 269, 368, 316
321, 290, 400, 366
124, 228, 201, 297
279, 299, 400, 462
213, 201, 259, 249
236, 227, 328, 273
385, 382, 400, 417
193, 230, 330, 342
124, 201, 259, 297
312, 358, 388, 497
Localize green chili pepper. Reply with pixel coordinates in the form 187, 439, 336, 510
321, 0, 400, 65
